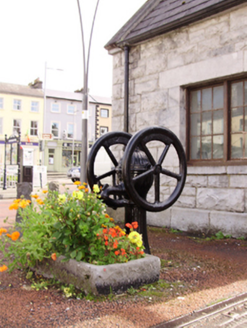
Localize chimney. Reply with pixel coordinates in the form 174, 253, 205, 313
29, 78, 43, 89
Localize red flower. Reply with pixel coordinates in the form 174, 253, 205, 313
125, 223, 133, 229
105, 241, 108, 246
121, 248, 126, 255
115, 250, 120, 255
113, 240, 118, 249
132, 221, 138, 229
51, 253, 57, 261
104, 235, 108, 240
103, 229, 108, 234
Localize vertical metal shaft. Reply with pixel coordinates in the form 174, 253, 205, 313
124, 46, 129, 133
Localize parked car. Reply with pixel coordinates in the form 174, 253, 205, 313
67, 167, 80, 182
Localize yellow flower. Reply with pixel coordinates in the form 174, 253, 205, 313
72, 190, 84, 200
73, 181, 81, 185
93, 184, 100, 193
9, 203, 19, 210
31, 194, 39, 199
128, 231, 143, 247
42, 190, 48, 194
58, 194, 66, 204
0, 228, 7, 236
0, 265, 8, 272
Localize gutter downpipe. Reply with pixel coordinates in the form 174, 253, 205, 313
124, 45, 129, 133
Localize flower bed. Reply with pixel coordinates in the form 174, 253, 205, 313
0, 182, 160, 294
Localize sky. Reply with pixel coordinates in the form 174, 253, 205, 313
0, 0, 146, 98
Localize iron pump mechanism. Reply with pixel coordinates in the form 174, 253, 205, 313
87, 126, 187, 254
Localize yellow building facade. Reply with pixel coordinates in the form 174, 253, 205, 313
0, 82, 44, 167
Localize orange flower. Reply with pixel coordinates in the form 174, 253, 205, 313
105, 214, 110, 218
73, 181, 81, 185
103, 229, 108, 234
140, 251, 144, 255
0, 228, 7, 236
0, 265, 8, 272
125, 223, 133, 229
42, 190, 48, 194
115, 250, 120, 255
83, 182, 87, 186
104, 235, 108, 241
110, 218, 115, 222
78, 185, 85, 190
105, 241, 108, 246
9, 203, 19, 210
51, 253, 57, 261
31, 194, 39, 199
85, 188, 89, 192
113, 240, 118, 249
132, 221, 138, 229
121, 248, 126, 255
6, 231, 20, 241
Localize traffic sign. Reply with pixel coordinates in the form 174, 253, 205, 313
42, 133, 53, 140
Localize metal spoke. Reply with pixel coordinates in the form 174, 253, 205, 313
158, 144, 170, 165
104, 145, 118, 167
96, 169, 116, 181
139, 142, 156, 166
154, 174, 160, 203
161, 168, 181, 181
133, 168, 154, 182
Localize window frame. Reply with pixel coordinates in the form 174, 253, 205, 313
51, 102, 60, 113
186, 77, 247, 166
13, 99, 22, 111
67, 122, 75, 139
51, 121, 60, 138
13, 119, 21, 135
100, 108, 109, 118
67, 104, 76, 115
30, 120, 38, 136
100, 126, 109, 136
31, 101, 39, 113
0, 97, 3, 109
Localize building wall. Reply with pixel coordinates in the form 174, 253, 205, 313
0, 92, 43, 166
110, 3, 247, 237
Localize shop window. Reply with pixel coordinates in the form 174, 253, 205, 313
62, 150, 72, 167
67, 123, 74, 139
100, 126, 108, 136
13, 119, 21, 135
13, 99, 21, 111
31, 101, 39, 112
188, 78, 247, 163
100, 108, 109, 118
30, 121, 38, 136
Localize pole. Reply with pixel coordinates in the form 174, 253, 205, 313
77, 0, 100, 183
3, 134, 7, 190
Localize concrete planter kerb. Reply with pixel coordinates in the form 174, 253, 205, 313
34, 254, 161, 295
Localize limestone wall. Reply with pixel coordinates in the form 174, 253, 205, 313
110, 3, 247, 237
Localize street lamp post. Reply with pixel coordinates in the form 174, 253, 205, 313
77, 0, 100, 183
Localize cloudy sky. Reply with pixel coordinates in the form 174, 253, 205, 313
0, 0, 146, 97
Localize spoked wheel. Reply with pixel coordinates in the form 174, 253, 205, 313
122, 127, 187, 212
87, 131, 132, 208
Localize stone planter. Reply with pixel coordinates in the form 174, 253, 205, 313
34, 254, 161, 295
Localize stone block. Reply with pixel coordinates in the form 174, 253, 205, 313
112, 83, 123, 100
210, 211, 247, 238
208, 175, 229, 188
147, 209, 171, 228
227, 165, 247, 174
230, 6, 247, 30
197, 188, 244, 212
187, 166, 226, 175
136, 110, 158, 130
175, 195, 196, 208
129, 65, 146, 80
112, 67, 124, 84
135, 79, 158, 95
230, 175, 247, 188
34, 255, 160, 295
181, 186, 196, 197
145, 54, 167, 75
185, 175, 207, 188
171, 207, 210, 233
141, 90, 168, 112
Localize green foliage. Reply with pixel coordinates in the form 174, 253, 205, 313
0, 183, 145, 272
169, 228, 180, 234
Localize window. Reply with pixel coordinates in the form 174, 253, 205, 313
13, 119, 21, 135
51, 103, 60, 113
0, 117, 3, 134
67, 123, 74, 139
31, 101, 39, 112
100, 108, 109, 118
51, 122, 59, 138
0, 98, 3, 109
188, 78, 247, 163
48, 149, 55, 165
100, 126, 108, 136
67, 105, 76, 114
13, 99, 21, 110
30, 121, 38, 136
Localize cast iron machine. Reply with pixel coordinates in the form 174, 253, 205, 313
87, 126, 187, 254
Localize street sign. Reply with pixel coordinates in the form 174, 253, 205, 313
42, 133, 53, 140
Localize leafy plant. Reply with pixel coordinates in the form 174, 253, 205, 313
0, 182, 145, 272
